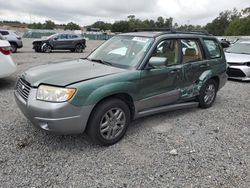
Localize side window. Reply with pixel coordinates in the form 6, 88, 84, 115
181, 39, 203, 63
204, 39, 221, 58
151, 39, 178, 66
58, 34, 68, 39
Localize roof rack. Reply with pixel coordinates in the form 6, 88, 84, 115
133, 28, 176, 32
174, 30, 211, 35
134, 28, 211, 36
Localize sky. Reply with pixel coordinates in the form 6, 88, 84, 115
0, 0, 250, 26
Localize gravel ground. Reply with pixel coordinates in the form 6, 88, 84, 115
0, 39, 250, 187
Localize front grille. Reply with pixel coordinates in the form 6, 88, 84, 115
227, 68, 246, 77
16, 78, 31, 101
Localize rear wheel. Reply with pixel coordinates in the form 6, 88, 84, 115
75, 44, 83, 53
198, 79, 217, 108
86, 98, 131, 145
10, 43, 17, 53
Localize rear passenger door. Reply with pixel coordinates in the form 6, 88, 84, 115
181, 38, 210, 96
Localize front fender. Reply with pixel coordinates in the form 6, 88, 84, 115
71, 82, 138, 107
87, 82, 137, 104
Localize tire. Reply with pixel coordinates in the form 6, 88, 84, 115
10, 43, 17, 53
86, 98, 131, 146
198, 79, 218, 108
75, 44, 83, 53
42, 44, 52, 53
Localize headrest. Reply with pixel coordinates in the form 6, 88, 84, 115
185, 48, 196, 56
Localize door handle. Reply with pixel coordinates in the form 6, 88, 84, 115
170, 69, 180, 74
200, 64, 210, 68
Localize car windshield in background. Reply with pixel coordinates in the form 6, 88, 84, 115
87, 35, 154, 69
226, 43, 250, 54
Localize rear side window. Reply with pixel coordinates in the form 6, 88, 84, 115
0, 31, 9, 35
204, 39, 221, 59
181, 39, 203, 63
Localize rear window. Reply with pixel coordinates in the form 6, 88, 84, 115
0, 31, 9, 35
204, 39, 221, 58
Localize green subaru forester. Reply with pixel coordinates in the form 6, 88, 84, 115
15, 31, 227, 145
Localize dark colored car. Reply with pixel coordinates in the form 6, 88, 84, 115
32, 33, 86, 53
15, 30, 227, 145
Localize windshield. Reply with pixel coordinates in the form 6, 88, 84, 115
47, 34, 58, 39
88, 35, 154, 69
226, 43, 250, 54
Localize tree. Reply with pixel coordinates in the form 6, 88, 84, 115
225, 7, 250, 35
112, 21, 130, 32
90, 21, 112, 31
156, 17, 165, 28
204, 9, 240, 35
64, 22, 81, 30
43, 20, 56, 29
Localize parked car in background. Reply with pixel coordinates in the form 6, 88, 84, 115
15, 31, 227, 145
0, 29, 23, 53
0, 38, 17, 78
225, 40, 250, 81
32, 33, 86, 53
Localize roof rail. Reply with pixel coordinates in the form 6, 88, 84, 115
134, 28, 176, 32
133, 28, 211, 36
174, 30, 211, 35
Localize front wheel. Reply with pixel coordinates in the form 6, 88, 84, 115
10, 43, 17, 53
42, 44, 52, 53
86, 98, 131, 146
198, 79, 217, 108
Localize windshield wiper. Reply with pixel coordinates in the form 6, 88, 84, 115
88, 58, 113, 66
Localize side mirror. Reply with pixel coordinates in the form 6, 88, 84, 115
148, 57, 167, 68
53, 37, 58, 41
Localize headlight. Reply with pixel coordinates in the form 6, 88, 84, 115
36, 85, 76, 102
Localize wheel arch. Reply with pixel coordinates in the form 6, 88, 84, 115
86, 92, 135, 129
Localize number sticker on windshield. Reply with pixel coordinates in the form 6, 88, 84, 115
132, 37, 149, 43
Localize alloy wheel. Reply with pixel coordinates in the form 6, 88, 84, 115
100, 108, 126, 140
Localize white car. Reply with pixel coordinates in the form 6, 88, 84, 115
0, 36, 17, 78
225, 41, 250, 81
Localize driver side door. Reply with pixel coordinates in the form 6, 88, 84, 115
137, 39, 184, 111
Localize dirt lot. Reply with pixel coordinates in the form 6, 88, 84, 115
0, 39, 249, 187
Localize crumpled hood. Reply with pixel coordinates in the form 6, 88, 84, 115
32, 38, 48, 43
22, 59, 126, 87
225, 52, 250, 64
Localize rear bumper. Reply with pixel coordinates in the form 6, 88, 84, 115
14, 88, 94, 134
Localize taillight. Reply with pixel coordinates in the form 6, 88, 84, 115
0, 47, 11, 55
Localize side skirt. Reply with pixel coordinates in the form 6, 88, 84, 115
134, 101, 199, 119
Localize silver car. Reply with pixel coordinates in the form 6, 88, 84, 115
0, 29, 23, 53
225, 41, 250, 81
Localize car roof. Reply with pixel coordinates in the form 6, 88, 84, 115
0, 29, 14, 32
119, 31, 213, 38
